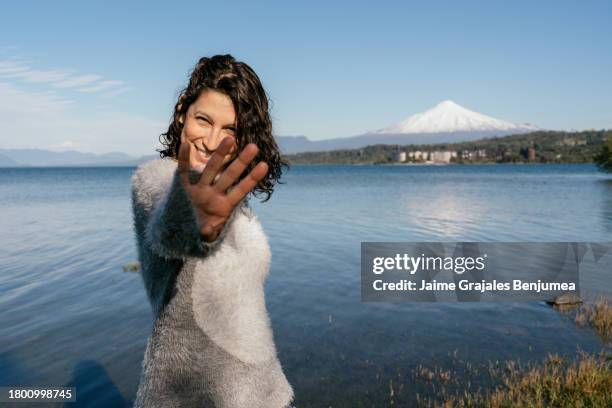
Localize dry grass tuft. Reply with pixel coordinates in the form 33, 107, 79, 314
574, 299, 612, 342
427, 351, 612, 408
418, 300, 612, 407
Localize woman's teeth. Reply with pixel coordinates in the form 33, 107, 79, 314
198, 150, 209, 162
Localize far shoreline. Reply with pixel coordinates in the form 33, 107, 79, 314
0, 162, 602, 169
284, 162, 600, 167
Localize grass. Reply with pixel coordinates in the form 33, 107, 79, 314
574, 299, 612, 342
413, 299, 612, 407
421, 351, 612, 408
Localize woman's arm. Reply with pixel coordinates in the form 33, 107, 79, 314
131, 159, 237, 261
144, 167, 236, 259
131, 159, 242, 314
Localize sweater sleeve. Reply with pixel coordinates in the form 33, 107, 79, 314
146, 169, 221, 259
132, 159, 237, 261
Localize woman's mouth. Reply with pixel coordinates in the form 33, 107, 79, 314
194, 145, 211, 163
190, 144, 211, 172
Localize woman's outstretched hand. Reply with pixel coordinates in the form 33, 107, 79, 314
177, 133, 269, 242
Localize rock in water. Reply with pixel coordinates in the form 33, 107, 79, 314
546, 292, 582, 306
123, 261, 141, 272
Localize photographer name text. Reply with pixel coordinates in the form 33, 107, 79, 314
373, 279, 576, 293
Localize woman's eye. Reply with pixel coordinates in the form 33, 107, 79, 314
196, 116, 210, 123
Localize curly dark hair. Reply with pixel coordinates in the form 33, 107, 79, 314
158, 54, 288, 201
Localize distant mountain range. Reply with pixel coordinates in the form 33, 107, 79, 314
0, 149, 157, 167
0, 101, 541, 166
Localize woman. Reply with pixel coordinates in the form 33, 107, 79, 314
131, 55, 294, 408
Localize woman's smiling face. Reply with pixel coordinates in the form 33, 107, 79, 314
179, 89, 238, 168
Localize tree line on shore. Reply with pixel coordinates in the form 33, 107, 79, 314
286, 130, 612, 170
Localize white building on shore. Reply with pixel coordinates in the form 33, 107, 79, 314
431, 151, 453, 163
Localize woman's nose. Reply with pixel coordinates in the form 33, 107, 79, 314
202, 128, 224, 152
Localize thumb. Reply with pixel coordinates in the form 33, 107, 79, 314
177, 136, 191, 185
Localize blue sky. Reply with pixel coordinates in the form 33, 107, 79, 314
1, 0, 611, 155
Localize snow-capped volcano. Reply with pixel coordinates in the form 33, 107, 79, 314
276, 100, 541, 154
375, 100, 538, 134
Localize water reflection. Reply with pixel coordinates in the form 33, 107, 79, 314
63, 360, 127, 408
400, 191, 486, 238
597, 179, 612, 233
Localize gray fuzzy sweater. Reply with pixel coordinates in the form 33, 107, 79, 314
130, 158, 294, 408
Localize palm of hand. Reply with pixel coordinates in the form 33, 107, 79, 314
177, 133, 269, 242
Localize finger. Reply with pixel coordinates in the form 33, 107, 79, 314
214, 143, 260, 192
227, 161, 269, 206
188, 137, 202, 174
199, 136, 237, 185
200, 223, 214, 239
178, 133, 189, 169
177, 134, 191, 185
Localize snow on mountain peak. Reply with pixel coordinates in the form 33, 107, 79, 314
435, 100, 461, 108
375, 100, 539, 134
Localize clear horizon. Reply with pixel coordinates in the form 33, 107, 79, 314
1, 1, 611, 155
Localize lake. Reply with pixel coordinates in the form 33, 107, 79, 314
0, 164, 610, 407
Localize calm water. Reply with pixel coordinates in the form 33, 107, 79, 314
1, 164, 611, 407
